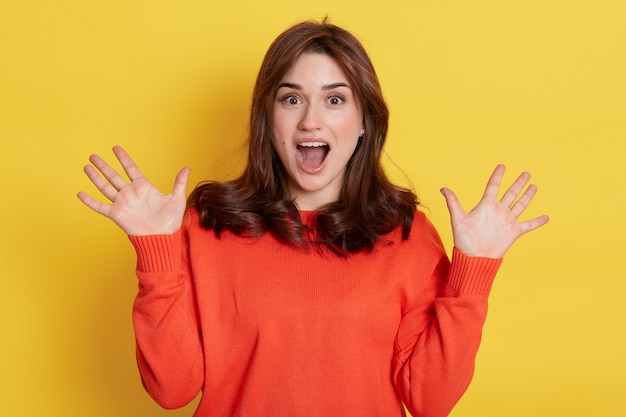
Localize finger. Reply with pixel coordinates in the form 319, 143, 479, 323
88, 153, 130, 191
171, 167, 191, 199
500, 171, 531, 208
77, 191, 111, 217
482, 164, 506, 200
112, 146, 146, 182
440, 187, 466, 221
519, 214, 550, 235
83, 164, 120, 202
510, 183, 537, 218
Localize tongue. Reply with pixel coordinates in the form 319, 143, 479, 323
300, 146, 327, 168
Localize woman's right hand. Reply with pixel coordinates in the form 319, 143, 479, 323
77, 146, 191, 236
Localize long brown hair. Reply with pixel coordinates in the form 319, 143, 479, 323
188, 19, 418, 255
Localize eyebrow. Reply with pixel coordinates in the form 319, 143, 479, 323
277, 82, 352, 90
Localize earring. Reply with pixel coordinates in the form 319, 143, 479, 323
360, 128, 365, 137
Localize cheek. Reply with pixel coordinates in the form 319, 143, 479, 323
336, 108, 363, 135
271, 109, 294, 137
270, 133, 289, 167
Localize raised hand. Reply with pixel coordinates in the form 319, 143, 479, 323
440, 164, 549, 259
77, 146, 191, 236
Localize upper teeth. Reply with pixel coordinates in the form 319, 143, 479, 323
299, 142, 326, 147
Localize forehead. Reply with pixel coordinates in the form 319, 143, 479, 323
280, 52, 351, 86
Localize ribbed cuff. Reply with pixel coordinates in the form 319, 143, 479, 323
446, 247, 503, 296
128, 231, 182, 272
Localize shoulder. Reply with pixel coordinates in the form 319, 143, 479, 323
182, 206, 201, 230
409, 210, 439, 238
181, 206, 213, 239
404, 209, 447, 257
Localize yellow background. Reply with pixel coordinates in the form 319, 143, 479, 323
1, 1, 624, 416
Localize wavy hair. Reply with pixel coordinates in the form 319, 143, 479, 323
188, 19, 418, 255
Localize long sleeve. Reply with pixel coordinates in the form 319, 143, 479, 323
123, 209, 501, 417
128, 224, 204, 409
394, 228, 502, 417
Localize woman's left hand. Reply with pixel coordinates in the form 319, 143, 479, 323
440, 164, 549, 259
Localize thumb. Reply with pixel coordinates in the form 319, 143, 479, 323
440, 187, 465, 220
172, 167, 191, 198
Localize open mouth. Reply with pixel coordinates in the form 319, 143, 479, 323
296, 142, 330, 169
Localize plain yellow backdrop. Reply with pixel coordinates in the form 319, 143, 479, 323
1, 1, 625, 416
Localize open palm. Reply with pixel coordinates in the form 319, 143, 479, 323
77, 146, 190, 236
441, 165, 549, 259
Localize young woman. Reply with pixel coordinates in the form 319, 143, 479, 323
78, 20, 549, 417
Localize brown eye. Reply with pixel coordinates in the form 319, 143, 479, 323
283, 96, 301, 105
328, 96, 344, 105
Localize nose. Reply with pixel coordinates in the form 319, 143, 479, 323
297, 103, 322, 132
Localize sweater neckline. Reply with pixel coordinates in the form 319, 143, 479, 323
298, 210, 320, 222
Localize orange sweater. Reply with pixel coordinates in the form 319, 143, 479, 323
128, 209, 501, 417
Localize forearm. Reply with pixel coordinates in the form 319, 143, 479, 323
395, 250, 501, 417
130, 232, 204, 409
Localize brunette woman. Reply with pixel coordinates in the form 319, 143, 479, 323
78, 19, 548, 417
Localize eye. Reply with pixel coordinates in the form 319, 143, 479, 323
282, 95, 302, 105
327, 95, 344, 105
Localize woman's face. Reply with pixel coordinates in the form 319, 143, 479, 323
271, 52, 363, 210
